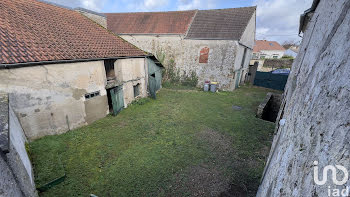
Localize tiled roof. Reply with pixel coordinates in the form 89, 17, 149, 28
0, 0, 146, 65
185, 7, 256, 40
253, 40, 286, 52
105, 10, 196, 34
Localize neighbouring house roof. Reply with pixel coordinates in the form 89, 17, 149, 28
105, 10, 197, 35
253, 40, 286, 53
185, 7, 256, 40
0, 0, 147, 66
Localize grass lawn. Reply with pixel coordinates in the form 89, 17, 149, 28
29, 85, 277, 196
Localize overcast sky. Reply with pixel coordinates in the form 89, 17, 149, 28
46, 0, 313, 43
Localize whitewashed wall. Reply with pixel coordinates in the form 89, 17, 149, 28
257, 1, 350, 196
0, 61, 109, 140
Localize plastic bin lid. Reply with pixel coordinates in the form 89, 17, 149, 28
210, 82, 218, 85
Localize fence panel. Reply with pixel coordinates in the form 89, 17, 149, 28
254, 71, 289, 91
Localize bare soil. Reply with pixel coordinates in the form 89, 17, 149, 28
167, 128, 249, 197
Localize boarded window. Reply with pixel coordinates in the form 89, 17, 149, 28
199, 47, 209, 63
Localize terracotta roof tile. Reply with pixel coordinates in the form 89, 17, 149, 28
105, 10, 196, 34
253, 40, 286, 52
0, 0, 146, 65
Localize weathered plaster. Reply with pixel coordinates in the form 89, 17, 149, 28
7, 105, 37, 196
84, 95, 109, 124
0, 61, 108, 140
114, 58, 148, 107
0, 100, 37, 197
257, 1, 350, 196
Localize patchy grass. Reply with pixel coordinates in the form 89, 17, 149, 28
162, 81, 199, 90
29, 85, 276, 196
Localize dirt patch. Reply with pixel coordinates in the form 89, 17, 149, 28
167, 129, 248, 196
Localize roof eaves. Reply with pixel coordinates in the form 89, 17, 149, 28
0, 55, 151, 69
299, 0, 320, 34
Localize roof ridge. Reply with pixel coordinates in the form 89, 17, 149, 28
198, 6, 257, 11
75, 7, 106, 17
36, 0, 73, 10
104, 9, 197, 14
104, 6, 257, 15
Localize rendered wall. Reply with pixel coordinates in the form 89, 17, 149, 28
114, 58, 148, 107
0, 94, 37, 197
258, 50, 285, 59
257, 1, 350, 196
0, 61, 109, 140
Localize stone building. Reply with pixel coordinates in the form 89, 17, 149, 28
99, 7, 256, 91
0, 0, 162, 140
257, 0, 350, 196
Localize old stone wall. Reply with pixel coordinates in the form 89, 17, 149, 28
114, 58, 148, 107
0, 61, 109, 140
257, 0, 350, 196
121, 35, 247, 91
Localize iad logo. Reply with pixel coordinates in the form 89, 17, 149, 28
313, 161, 349, 197
313, 161, 348, 185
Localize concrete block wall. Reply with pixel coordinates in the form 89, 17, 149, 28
0, 94, 37, 197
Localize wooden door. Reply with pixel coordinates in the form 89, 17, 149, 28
110, 86, 124, 115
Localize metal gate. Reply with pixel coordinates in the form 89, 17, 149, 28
110, 86, 124, 115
